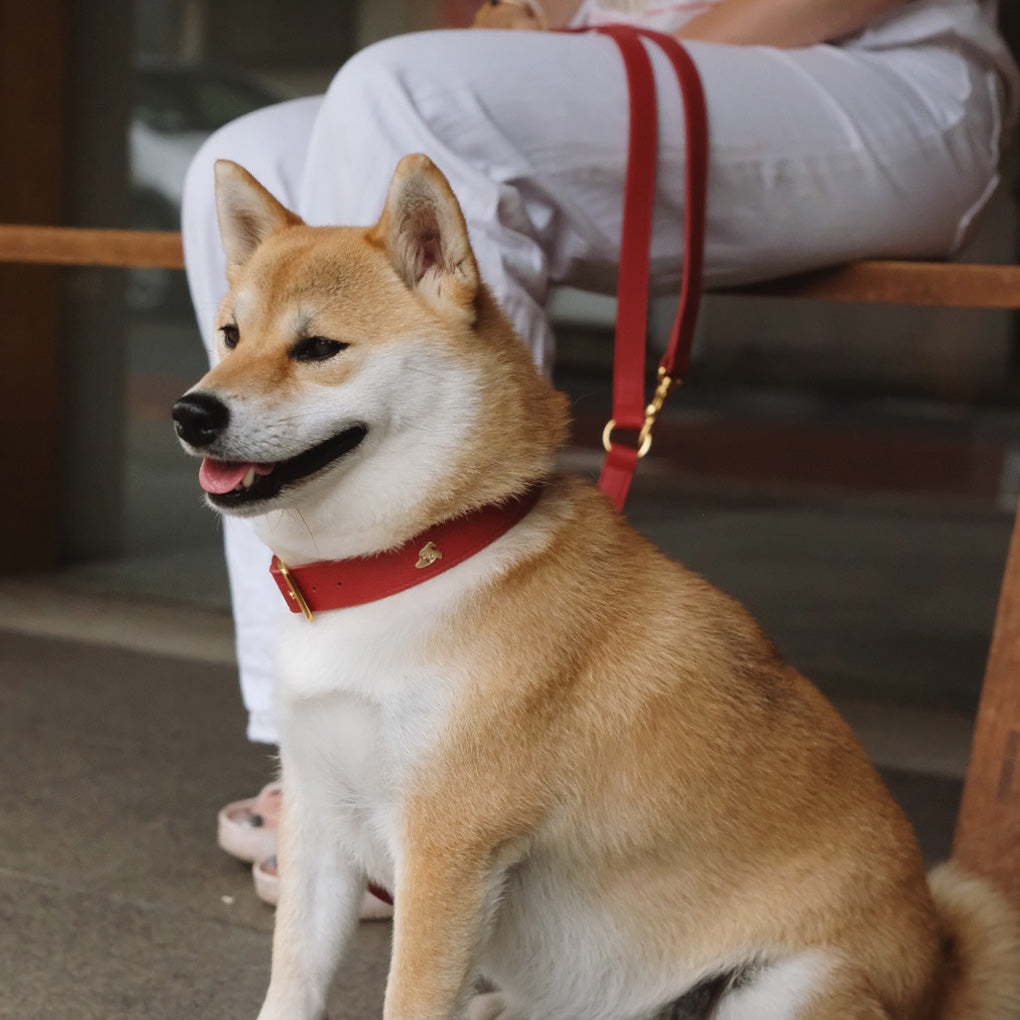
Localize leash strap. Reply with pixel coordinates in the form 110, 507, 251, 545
579, 26, 708, 512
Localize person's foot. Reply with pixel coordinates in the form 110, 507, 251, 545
217, 781, 281, 864
253, 855, 394, 920
219, 785, 394, 920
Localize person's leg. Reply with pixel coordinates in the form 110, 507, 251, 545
684, 39, 1006, 280
182, 96, 322, 744
295, 28, 1004, 362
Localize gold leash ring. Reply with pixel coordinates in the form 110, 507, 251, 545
602, 418, 653, 459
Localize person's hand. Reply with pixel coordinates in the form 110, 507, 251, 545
673, 0, 913, 47
473, 0, 549, 31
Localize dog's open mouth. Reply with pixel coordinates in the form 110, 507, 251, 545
198, 425, 368, 509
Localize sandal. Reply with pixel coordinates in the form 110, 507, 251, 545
253, 855, 394, 921
217, 781, 281, 864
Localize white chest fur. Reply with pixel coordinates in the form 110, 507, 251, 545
267, 529, 528, 889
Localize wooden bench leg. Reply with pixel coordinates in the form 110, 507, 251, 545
953, 501, 1020, 905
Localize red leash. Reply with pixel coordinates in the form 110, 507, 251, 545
579, 26, 709, 512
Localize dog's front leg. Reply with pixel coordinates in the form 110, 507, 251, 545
257, 778, 364, 1020
383, 841, 497, 1020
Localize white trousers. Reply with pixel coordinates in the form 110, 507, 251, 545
182, 28, 1009, 743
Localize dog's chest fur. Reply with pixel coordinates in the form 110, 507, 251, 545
270, 537, 515, 888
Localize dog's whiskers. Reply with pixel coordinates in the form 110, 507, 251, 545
294, 510, 320, 559
260, 510, 288, 537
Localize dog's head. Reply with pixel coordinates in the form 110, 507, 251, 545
173, 155, 567, 560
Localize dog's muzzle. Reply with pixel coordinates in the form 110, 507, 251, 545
171, 386, 369, 511
172, 391, 229, 449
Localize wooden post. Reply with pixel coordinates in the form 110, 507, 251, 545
954, 502, 1020, 905
0, 0, 68, 571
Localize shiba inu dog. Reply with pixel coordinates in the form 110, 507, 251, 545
173, 155, 1020, 1020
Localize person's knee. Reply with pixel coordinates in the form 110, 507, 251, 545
182, 130, 225, 222
183, 110, 272, 220
184, 98, 320, 218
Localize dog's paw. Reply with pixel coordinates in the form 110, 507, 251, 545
466, 991, 521, 1020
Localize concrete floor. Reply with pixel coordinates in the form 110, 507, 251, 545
0, 451, 1010, 1018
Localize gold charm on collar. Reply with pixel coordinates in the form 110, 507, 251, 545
416, 542, 443, 570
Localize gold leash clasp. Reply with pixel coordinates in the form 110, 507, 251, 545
602, 367, 679, 459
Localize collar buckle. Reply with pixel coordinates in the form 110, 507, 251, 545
271, 557, 315, 621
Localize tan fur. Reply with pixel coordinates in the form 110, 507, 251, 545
390, 480, 952, 1017
929, 863, 1020, 1020
190, 156, 1020, 1020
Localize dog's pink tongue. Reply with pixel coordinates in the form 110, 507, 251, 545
199, 459, 251, 494
199, 458, 272, 494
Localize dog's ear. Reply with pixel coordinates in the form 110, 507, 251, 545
214, 160, 303, 279
370, 154, 480, 321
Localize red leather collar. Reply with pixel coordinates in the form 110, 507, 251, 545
269, 487, 543, 619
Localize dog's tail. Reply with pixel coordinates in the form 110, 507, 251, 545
929, 862, 1020, 1020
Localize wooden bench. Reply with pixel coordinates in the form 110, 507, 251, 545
1, 222, 1017, 903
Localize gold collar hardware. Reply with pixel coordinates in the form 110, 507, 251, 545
416, 541, 443, 570
275, 558, 315, 621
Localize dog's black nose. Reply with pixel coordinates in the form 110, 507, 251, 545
172, 392, 230, 448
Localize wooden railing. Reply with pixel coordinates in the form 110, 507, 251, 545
0, 224, 184, 270
5, 223, 1020, 309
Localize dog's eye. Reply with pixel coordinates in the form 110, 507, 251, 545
292, 336, 349, 362
220, 323, 240, 350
